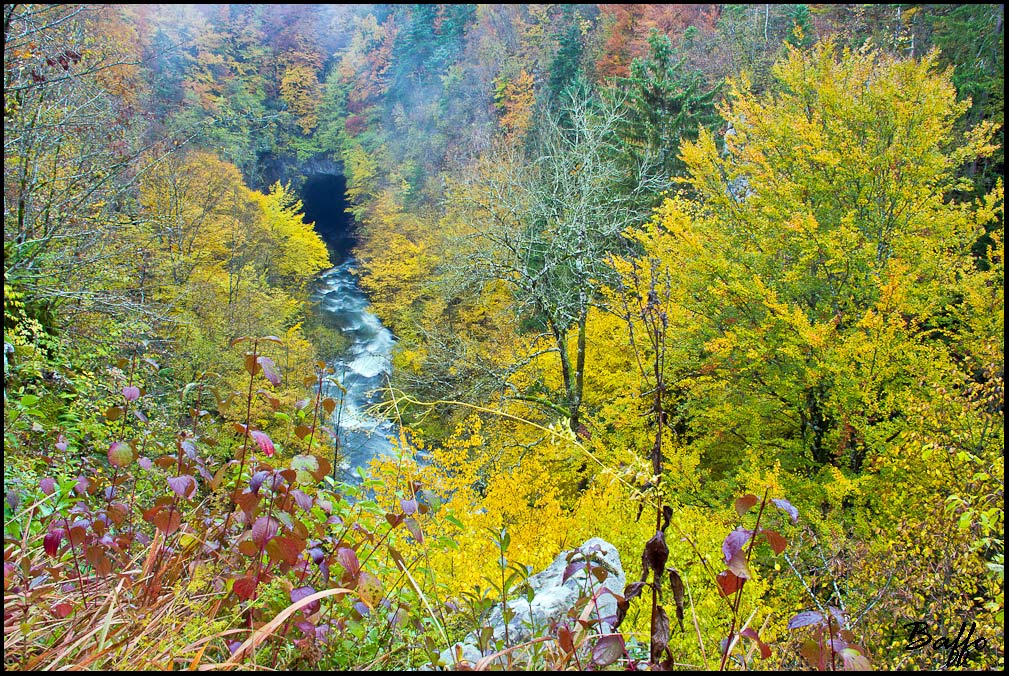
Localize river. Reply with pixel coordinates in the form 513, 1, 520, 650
311, 259, 397, 481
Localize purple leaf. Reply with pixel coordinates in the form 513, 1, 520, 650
291, 489, 314, 511
336, 547, 360, 578
55, 435, 68, 452
167, 475, 197, 500
249, 470, 269, 494
771, 498, 799, 524
563, 560, 587, 584
592, 634, 625, 667
251, 516, 279, 546
399, 498, 418, 515
122, 385, 140, 402
291, 586, 320, 616
40, 477, 56, 495
257, 356, 281, 386
788, 610, 825, 630
722, 528, 754, 564
138, 457, 153, 471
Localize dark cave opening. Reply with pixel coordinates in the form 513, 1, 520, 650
300, 173, 355, 263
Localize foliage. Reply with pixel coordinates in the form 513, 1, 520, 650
4, 4, 1005, 672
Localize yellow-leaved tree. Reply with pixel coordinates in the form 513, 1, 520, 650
616, 39, 1002, 667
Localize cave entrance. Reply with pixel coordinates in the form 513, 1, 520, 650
300, 173, 355, 262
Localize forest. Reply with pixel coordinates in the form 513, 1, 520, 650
3, 3, 1004, 671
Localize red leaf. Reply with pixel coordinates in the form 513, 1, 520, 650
236, 491, 261, 518
86, 545, 112, 577
44, 529, 64, 557
716, 570, 743, 596
233, 575, 258, 601
144, 505, 181, 535
740, 628, 772, 659
734, 494, 759, 516
238, 538, 260, 557
52, 602, 73, 618
243, 353, 259, 376
385, 513, 404, 528
68, 524, 88, 547
257, 356, 281, 386
800, 639, 823, 670
250, 430, 275, 457
592, 634, 625, 667
558, 626, 575, 653
760, 528, 788, 554
266, 535, 305, 566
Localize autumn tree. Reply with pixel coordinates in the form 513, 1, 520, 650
624, 39, 1001, 471
3, 4, 174, 344
453, 90, 662, 431
611, 39, 1003, 661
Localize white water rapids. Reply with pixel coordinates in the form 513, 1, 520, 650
312, 259, 397, 480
